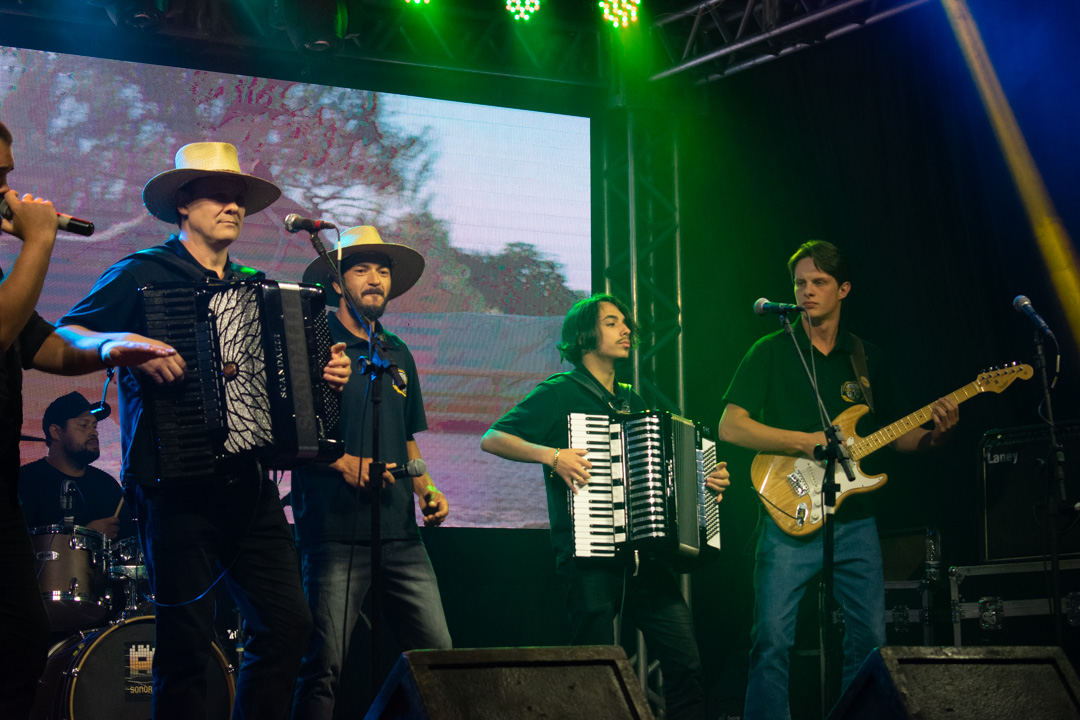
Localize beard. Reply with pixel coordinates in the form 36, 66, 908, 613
352, 291, 388, 323
69, 445, 100, 466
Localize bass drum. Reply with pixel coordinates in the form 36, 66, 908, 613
32, 616, 235, 720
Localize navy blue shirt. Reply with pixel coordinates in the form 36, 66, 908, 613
488, 366, 647, 570
291, 312, 427, 545
58, 236, 262, 486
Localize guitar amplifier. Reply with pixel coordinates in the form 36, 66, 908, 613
980, 421, 1080, 562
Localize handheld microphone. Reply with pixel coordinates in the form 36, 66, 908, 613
1013, 296, 1054, 340
389, 458, 427, 481
754, 298, 804, 316
283, 213, 336, 234
0, 197, 95, 237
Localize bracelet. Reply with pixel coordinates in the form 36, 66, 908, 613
549, 448, 561, 478
97, 339, 114, 368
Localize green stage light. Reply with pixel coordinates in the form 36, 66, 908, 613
404, 0, 430, 4
599, 0, 639, 28
506, 0, 540, 21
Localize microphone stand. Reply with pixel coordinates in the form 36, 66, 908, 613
304, 229, 391, 698
777, 312, 854, 719
1032, 329, 1067, 646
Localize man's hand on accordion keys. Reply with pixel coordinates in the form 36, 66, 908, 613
133, 343, 187, 385
98, 334, 178, 370
322, 342, 351, 392
553, 447, 592, 495
706, 461, 731, 503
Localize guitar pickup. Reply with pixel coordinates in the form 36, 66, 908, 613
787, 470, 809, 497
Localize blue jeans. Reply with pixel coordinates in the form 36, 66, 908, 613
291, 539, 452, 720
743, 516, 885, 720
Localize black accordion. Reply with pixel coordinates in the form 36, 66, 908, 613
140, 280, 343, 483
567, 411, 721, 562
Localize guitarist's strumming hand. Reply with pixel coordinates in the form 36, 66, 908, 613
553, 447, 592, 494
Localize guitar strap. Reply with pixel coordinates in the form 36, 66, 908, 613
848, 333, 876, 415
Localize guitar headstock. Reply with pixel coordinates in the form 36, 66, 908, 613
976, 363, 1034, 393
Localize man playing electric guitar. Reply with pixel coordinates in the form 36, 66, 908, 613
717, 241, 958, 720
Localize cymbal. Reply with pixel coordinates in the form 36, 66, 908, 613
20, 434, 45, 443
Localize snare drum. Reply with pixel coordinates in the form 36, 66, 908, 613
29, 525, 112, 631
31, 615, 235, 720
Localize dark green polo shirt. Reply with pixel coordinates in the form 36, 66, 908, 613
722, 323, 904, 519
489, 366, 647, 570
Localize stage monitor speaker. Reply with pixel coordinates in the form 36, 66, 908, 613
363, 646, 655, 720
827, 646, 1080, 720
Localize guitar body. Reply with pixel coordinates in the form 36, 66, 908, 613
750, 404, 886, 537
747, 363, 1032, 538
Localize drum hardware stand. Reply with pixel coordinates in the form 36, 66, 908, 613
777, 311, 853, 719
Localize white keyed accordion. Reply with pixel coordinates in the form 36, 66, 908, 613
567, 411, 721, 562
140, 280, 343, 483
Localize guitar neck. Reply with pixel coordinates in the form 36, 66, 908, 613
850, 381, 980, 460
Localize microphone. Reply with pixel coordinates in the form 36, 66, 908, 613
754, 298, 804, 316
1013, 295, 1054, 339
284, 213, 336, 234
0, 197, 95, 237
389, 458, 427, 481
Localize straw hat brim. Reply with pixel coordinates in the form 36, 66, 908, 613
143, 169, 282, 224
303, 244, 425, 306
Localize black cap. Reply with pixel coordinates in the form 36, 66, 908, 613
41, 392, 95, 437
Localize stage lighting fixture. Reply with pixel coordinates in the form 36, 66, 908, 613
506, 0, 540, 20
404, 0, 431, 5
599, 0, 639, 28
90, 0, 167, 30
281, 0, 349, 54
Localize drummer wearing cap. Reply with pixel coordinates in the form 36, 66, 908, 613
291, 226, 452, 720
57, 142, 352, 720
18, 391, 135, 541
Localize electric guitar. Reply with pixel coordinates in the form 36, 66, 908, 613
751, 363, 1033, 537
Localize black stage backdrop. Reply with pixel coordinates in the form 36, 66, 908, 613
677, 1, 1080, 713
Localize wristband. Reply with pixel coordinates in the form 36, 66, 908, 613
97, 339, 114, 368
550, 448, 561, 479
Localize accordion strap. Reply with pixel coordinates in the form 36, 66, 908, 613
561, 369, 633, 414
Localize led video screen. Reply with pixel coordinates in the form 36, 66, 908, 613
1, 45, 591, 528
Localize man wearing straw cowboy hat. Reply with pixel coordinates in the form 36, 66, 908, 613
291, 225, 452, 720
58, 141, 352, 720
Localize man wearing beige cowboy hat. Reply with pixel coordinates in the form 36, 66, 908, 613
57, 141, 352, 720
291, 225, 452, 719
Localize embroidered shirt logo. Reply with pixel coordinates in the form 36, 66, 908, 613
841, 380, 865, 404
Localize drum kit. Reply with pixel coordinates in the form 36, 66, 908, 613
27, 524, 237, 720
